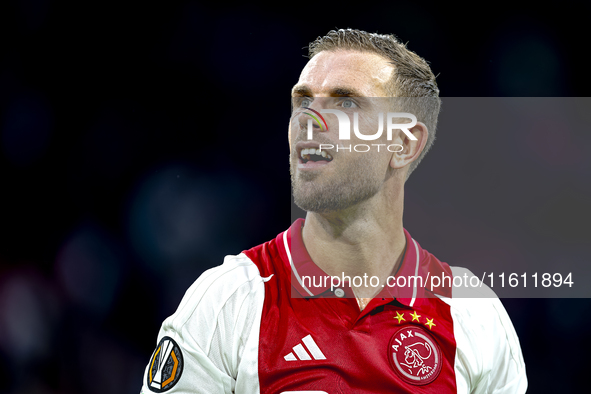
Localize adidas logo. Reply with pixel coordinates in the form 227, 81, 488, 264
284, 335, 326, 361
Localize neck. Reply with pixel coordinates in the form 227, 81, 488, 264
301, 186, 406, 299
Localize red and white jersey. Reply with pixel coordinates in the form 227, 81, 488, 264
141, 219, 527, 393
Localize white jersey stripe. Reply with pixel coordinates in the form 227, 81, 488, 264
302, 335, 326, 360
283, 231, 314, 297
292, 344, 312, 360
284, 352, 297, 361
409, 238, 420, 307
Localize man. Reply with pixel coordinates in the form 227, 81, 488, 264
140, 29, 527, 393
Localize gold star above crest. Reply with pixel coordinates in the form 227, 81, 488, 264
425, 318, 436, 330
410, 311, 421, 322
394, 311, 406, 323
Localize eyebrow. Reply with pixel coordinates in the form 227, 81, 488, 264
291, 84, 364, 97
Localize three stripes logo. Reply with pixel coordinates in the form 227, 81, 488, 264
146, 336, 184, 392
284, 335, 326, 361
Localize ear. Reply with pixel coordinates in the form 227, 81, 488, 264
389, 122, 429, 170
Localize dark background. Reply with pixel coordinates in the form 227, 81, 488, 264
1, 1, 590, 393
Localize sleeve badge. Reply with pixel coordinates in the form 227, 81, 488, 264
146, 336, 184, 392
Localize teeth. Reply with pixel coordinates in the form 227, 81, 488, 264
300, 147, 333, 161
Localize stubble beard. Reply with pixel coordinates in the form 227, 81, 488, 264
290, 152, 383, 213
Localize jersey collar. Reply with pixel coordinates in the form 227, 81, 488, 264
279, 218, 428, 307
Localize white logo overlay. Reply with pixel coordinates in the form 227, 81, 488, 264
292, 102, 419, 153
305, 110, 417, 142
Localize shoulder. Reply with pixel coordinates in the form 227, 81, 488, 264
158, 252, 270, 375
441, 267, 515, 331
434, 266, 520, 360
441, 266, 523, 360
437, 266, 527, 393
163, 253, 267, 336
142, 253, 269, 393
162, 230, 288, 341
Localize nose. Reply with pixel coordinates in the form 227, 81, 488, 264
296, 106, 328, 135
298, 112, 322, 133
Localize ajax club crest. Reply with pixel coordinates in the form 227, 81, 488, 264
389, 326, 442, 385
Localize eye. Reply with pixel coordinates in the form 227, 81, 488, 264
340, 99, 357, 108
300, 98, 312, 107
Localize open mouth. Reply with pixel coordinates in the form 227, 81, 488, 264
300, 147, 333, 164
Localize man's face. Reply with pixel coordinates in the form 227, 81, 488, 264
289, 50, 396, 213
